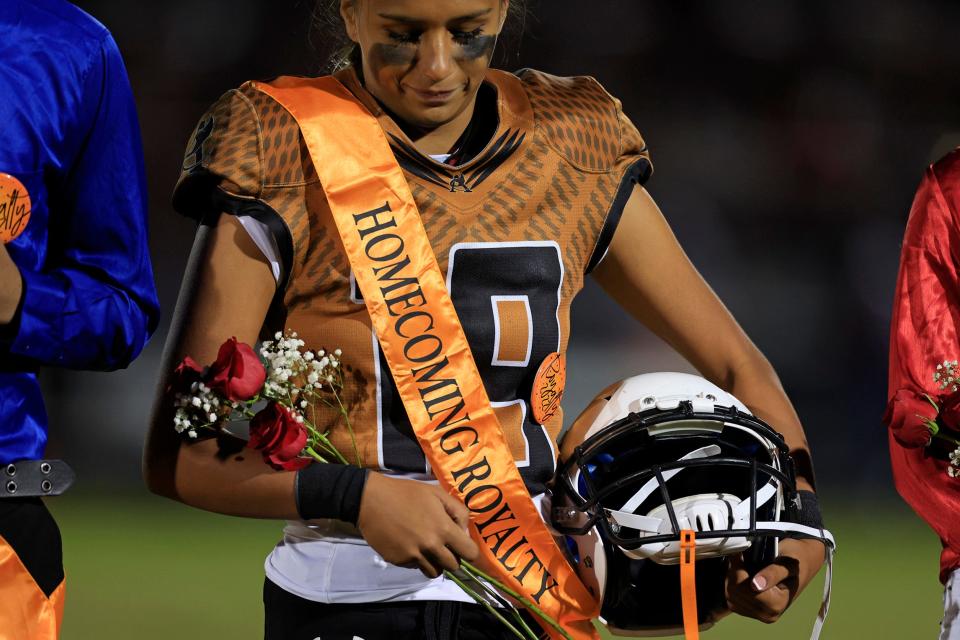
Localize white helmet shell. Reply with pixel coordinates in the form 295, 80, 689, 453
579, 372, 751, 445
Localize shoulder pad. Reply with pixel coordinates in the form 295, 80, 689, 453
515, 68, 623, 171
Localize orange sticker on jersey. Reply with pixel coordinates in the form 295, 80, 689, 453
532, 352, 565, 425
0, 173, 31, 244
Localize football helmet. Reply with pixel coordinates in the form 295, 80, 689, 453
549, 372, 835, 638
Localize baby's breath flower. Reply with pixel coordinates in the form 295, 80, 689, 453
937, 359, 960, 391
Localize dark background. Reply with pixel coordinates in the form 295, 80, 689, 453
47, 0, 960, 507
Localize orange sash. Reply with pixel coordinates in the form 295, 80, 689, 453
254, 76, 598, 639
0, 535, 64, 639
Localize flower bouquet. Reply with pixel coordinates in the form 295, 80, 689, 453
169, 331, 358, 469
886, 360, 960, 477
167, 331, 573, 639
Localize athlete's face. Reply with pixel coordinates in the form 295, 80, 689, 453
341, 0, 506, 130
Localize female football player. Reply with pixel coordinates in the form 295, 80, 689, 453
144, 1, 828, 637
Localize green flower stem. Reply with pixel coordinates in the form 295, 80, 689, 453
303, 421, 350, 465
308, 437, 347, 465
332, 387, 362, 466
316, 431, 350, 464
305, 447, 329, 463
460, 561, 573, 640
443, 570, 531, 640
459, 565, 539, 639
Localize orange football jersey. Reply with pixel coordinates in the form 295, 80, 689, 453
173, 66, 652, 495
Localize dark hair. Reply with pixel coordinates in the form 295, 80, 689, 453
310, 0, 531, 73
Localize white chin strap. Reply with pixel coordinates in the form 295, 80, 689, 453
754, 521, 836, 640
619, 445, 722, 514
605, 446, 837, 640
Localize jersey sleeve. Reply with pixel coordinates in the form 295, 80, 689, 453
171, 87, 300, 290
515, 69, 654, 275
584, 87, 653, 273
173, 88, 261, 214
0, 32, 159, 370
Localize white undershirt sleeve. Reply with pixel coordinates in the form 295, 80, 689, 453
236, 215, 282, 284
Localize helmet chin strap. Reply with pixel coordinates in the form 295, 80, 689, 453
619, 445, 722, 513
680, 529, 699, 640
676, 527, 835, 640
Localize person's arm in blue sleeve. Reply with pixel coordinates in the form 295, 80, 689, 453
0, 33, 159, 370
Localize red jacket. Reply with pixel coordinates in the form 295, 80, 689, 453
887, 148, 960, 583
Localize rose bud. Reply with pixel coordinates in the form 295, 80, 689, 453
207, 337, 266, 401
248, 402, 309, 470
168, 356, 204, 393
884, 388, 936, 448
940, 393, 960, 431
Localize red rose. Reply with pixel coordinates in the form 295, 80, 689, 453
884, 388, 936, 448
168, 356, 204, 393
248, 402, 309, 470
940, 393, 960, 431
207, 337, 266, 401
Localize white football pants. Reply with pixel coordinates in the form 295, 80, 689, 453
942, 571, 960, 639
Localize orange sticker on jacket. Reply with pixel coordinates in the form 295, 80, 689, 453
532, 352, 565, 425
0, 173, 31, 244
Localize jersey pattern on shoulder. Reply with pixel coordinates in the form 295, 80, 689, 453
173, 67, 652, 495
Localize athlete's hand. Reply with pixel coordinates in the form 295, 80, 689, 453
357, 471, 479, 578
725, 538, 826, 623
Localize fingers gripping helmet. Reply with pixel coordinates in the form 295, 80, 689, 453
550, 373, 835, 638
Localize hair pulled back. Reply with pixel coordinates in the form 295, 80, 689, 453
310, 0, 531, 72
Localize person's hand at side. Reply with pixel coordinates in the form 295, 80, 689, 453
725, 538, 826, 623
357, 472, 479, 578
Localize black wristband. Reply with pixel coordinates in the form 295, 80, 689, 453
294, 463, 369, 524
794, 490, 824, 530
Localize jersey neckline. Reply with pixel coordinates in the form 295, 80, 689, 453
334, 66, 534, 173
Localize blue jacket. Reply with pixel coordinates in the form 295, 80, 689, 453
0, 0, 159, 463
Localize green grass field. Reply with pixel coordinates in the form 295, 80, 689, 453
49, 491, 942, 639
